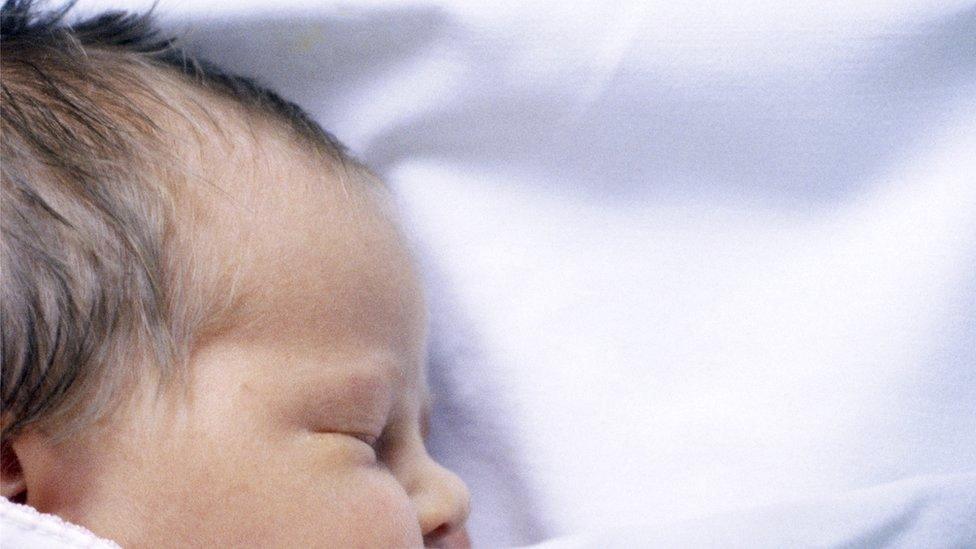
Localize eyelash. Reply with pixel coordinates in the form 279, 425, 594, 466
351, 432, 381, 451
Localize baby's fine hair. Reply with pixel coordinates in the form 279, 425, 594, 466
0, 0, 353, 444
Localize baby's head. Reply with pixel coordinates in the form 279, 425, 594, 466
0, 2, 469, 547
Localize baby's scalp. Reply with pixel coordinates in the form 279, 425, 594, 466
0, 0, 378, 444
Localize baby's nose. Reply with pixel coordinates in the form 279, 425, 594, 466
412, 461, 471, 547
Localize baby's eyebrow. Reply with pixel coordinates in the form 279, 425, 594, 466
304, 364, 396, 430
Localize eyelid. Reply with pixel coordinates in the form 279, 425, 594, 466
350, 432, 380, 450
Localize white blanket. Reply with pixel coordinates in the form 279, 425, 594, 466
0, 498, 119, 549
529, 473, 976, 548
66, 0, 976, 546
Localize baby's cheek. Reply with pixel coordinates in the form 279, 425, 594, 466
140, 435, 424, 547
184, 459, 422, 547
276, 439, 423, 547
323, 467, 424, 546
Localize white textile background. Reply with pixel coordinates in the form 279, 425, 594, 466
77, 1, 976, 546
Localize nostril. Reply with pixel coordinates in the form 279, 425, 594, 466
423, 524, 471, 549
427, 524, 450, 540
413, 459, 472, 543
419, 475, 467, 513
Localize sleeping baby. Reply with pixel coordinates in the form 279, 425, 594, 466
0, 1, 470, 547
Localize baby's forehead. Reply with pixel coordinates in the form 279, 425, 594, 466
175, 98, 424, 345
135, 67, 429, 393
166, 119, 431, 422
197, 130, 409, 302
160, 83, 402, 278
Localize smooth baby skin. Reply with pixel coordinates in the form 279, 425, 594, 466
11, 126, 471, 548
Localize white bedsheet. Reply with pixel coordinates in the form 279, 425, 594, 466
528, 473, 976, 548
74, 1, 976, 546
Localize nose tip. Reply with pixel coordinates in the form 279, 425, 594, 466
415, 463, 471, 546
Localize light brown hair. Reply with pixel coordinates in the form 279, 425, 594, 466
1, 0, 355, 444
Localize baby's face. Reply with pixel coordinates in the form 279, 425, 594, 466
41, 145, 470, 547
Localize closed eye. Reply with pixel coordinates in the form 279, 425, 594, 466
350, 432, 379, 449
350, 430, 392, 460
307, 430, 381, 459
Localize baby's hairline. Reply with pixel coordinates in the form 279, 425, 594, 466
0, 0, 391, 445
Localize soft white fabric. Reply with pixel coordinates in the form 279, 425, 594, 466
65, 1, 976, 547
527, 473, 976, 548
0, 498, 119, 549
